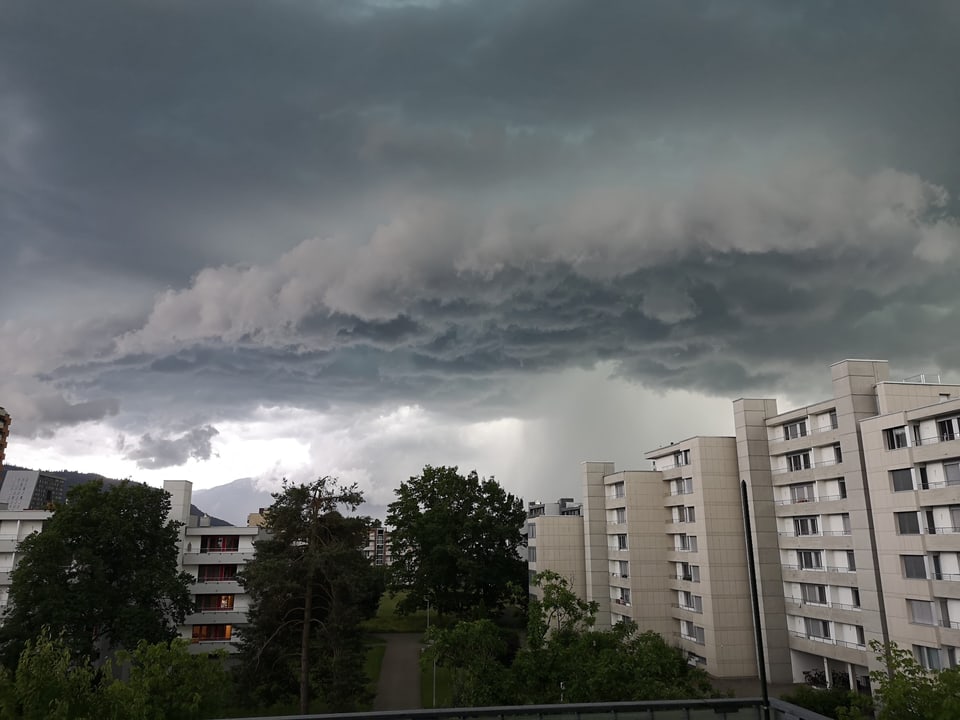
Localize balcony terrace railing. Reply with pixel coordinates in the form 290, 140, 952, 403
790, 631, 866, 650
220, 698, 837, 720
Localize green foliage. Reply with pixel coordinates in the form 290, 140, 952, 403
866, 640, 960, 720
0, 630, 227, 720
0, 481, 192, 667
780, 684, 873, 720
423, 620, 513, 707
427, 571, 716, 707
235, 477, 381, 714
527, 571, 598, 650
387, 465, 526, 617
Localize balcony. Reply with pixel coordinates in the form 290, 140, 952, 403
190, 579, 241, 595
184, 609, 246, 625
182, 550, 254, 565
789, 631, 866, 651
671, 602, 703, 614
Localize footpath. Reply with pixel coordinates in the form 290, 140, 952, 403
372, 632, 423, 710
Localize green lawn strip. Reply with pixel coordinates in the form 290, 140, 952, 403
361, 591, 434, 633
364, 637, 387, 704
419, 660, 454, 709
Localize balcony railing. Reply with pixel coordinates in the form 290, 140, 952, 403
790, 631, 866, 650
220, 698, 847, 720
785, 597, 861, 611
672, 602, 703, 614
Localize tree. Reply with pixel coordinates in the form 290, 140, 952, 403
0, 631, 228, 720
423, 620, 512, 707
387, 466, 526, 617
863, 641, 960, 720
0, 481, 192, 667
526, 570, 598, 649
236, 477, 381, 714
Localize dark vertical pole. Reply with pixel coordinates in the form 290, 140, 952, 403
741, 480, 771, 720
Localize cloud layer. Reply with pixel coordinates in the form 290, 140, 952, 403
2, 0, 959, 502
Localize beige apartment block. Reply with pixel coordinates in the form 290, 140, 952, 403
581, 461, 616, 628
646, 437, 761, 678
526, 498, 586, 604
736, 360, 891, 690
860, 389, 960, 672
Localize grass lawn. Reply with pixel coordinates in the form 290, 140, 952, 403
361, 591, 449, 633
362, 637, 387, 708
419, 661, 454, 709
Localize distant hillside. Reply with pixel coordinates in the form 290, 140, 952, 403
1, 465, 231, 526
192, 477, 389, 527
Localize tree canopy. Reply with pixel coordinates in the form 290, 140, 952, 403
236, 477, 382, 714
426, 571, 717, 705
0, 481, 192, 667
387, 465, 526, 617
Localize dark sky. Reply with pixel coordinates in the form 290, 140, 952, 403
2, 0, 959, 508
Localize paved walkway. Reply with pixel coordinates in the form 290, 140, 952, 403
373, 633, 423, 710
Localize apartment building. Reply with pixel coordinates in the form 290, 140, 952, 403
860, 385, 960, 673
526, 498, 586, 604
579, 440, 761, 678
165, 480, 258, 653
363, 525, 393, 566
0, 507, 51, 615
0, 469, 66, 510
528, 358, 960, 689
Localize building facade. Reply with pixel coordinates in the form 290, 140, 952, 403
526, 498, 586, 604
362, 525, 393, 566
0, 469, 66, 510
164, 480, 258, 653
529, 359, 960, 689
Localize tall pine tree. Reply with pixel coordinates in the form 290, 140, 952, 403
236, 477, 381, 714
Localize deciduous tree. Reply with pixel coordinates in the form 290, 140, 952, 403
0, 481, 192, 667
387, 466, 525, 617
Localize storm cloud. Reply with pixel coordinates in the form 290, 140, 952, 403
2, 0, 959, 504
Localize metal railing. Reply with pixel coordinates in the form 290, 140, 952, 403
790, 631, 866, 650
220, 698, 837, 720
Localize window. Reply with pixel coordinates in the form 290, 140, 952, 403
528, 546, 536, 562
784, 420, 808, 440
896, 512, 921, 535
838, 479, 847, 499
790, 483, 815, 503
794, 516, 819, 536
619, 588, 631, 605
946, 462, 960, 486
676, 506, 696, 523
920, 465, 930, 490
198, 565, 238, 582
682, 620, 705, 644
613, 481, 625, 498
841, 514, 851, 535
615, 507, 626, 523
191, 624, 232, 643
891, 468, 914, 492
527, 523, 536, 539
680, 562, 700, 582
851, 587, 861, 608
617, 534, 628, 550
681, 592, 703, 612
847, 550, 857, 572
674, 449, 691, 466
798, 550, 823, 570
197, 594, 234, 611
914, 645, 942, 671
200, 535, 240, 553
833, 444, 843, 463
903, 555, 928, 579
804, 617, 831, 639
788, 452, 812, 472
619, 560, 629, 578
855, 625, 865, 646
909, 599, 936, 625
939, 419, 957, 442
886, 426, 909, 450
800, 583, 827, 605
829, 411, 839, 429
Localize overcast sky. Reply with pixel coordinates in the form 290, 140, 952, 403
2, 0, 959, 511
